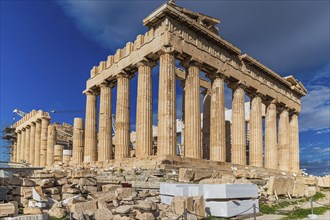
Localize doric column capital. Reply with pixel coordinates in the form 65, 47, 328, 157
208, 71, 227, 82
180, 57, 203, 69
117, 71, 131, 80
157, 45, 174, 56
136, 59, 157, 69
84, 88, 99, 96
227, 80, 247, 91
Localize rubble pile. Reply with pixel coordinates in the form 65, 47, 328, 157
1, 165, 329, 219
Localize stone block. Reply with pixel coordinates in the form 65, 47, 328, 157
79, 177, 97, 186
205, 199, 259, 217
56, 178, 68, 185
193, 196, 205, 217
23, 207, 42, 215
71, 200, 97, 216
178, 168, 195, 182
160, 183, 203, 197
81, 185, 98, 193
114, 205, 132, 214
267, 176, 293, 196
292, 181, 306, 197
102, 184, 121, 192
28, 200, 46, 208
9, 176, 36, 186
317, 176, 330, 188
135, 211, 155, 220
43, 187, 59, 195
0, 203, 16, 217
115, 187, 137, 200
305, 186, 317, 197
172, 196, 193, 215
12, 187, 32, 199
36, 178, 55, 188
71, 170, 97, 178
94, 208, 113, 220
203, 184, 258, 199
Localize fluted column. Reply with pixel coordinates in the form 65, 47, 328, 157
290, 113, 299, 173
73, 118, 84, 164
184, 63, 201, 159
24, 126, 30, 163
98, 83, 112, 161
264, 101, 278, 169
115, 73, 130, 159
231, 84, 246, 165
46, 125, 56, 166
84, 90, 97, 162
278, 108, 290, 171
34, 120, 41, 166
20, 129, 26, 162
16, 131, 21, 162
136, 62, 153, 158
210, 76, 226, 161
157, 52, 176, 156
29, 123, 36, 165
11, 142, 17, 162
40, 118, 49, 167
202, 92, 211, 160
249, 94, 263, 167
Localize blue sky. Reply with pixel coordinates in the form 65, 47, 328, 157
0, 0, 329, 175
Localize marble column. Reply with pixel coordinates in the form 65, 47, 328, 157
157, 52, 176, 156
24, 126, 30, 163
225, 121, 231, 162
54, 145, 64, 162
278, 108, 290, 171
11, 142, 17, 162
16, 131, 21, 162
231, 84, 246, 165
98, 83, 112, 161
202, 92, 211, 160
84, 90, 97, 162
34, 120, 41, 166
264, 101, 278, 169
290, 113, 300, 173
210, 76, 226, 161
20, 129, 26, 162
184, 63, 201, 159
46, 125, 56, 166
72, 118, 84, 164
40, 118, 49, 167
136, 63, 153, 158
29, 123, 36, 166
249, 94, 263, 167
115, 73, 130, 159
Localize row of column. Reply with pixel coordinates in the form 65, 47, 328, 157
14, 118, 58, 167
83, 52, 299, 173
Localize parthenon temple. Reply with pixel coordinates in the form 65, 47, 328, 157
10, 2, 307, 174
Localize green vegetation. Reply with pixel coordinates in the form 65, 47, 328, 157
49, 216, 69, 220
282, 205, 330, 220
259, 191, 329, 219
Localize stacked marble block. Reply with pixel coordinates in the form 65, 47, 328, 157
160, 183, 259, 218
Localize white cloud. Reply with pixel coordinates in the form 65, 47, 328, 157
299, 85, 330, 132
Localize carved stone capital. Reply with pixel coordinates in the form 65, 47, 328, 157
180, 57, 203, 69
157, 45, 174, 56
136, 58, 157, 69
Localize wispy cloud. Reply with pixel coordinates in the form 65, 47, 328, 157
299, 66, 330, 132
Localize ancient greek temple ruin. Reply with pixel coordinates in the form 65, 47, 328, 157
81, 2, 307, 173
10, 2, 306, 174
10, 110, 73, 166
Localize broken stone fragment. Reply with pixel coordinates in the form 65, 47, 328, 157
23, 207, 42, 215
9, 176, 36, 186
70, 200, 97, 216
115, 187, 137, 201
135, 210, 155, 220
94, 208, 113, 220
114, 205, 132, 214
